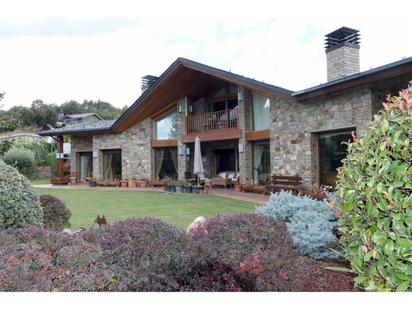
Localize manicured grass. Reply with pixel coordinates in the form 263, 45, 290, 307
34, 189, 258, 230
30, 178, 51, 185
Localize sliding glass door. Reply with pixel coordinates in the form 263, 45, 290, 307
253, 140, 270, 184
155, 147, 178, 181
79, 152, 93, 181
102, 149, 122, 180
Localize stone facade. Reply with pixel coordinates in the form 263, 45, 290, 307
270, 85, 373, 184
69, 135, 93, 175
68, 74, 412, 186
326, 45, 360, 82
70, 119, 152, 181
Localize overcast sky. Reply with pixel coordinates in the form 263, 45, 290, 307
1, 0, 411, 109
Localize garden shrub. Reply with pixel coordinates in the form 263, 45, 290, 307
3, 147, 35, 177
0, 216, 356, 291
256, 190, 339, 259
80, 218, 188, 291
0, 160, 43, 229
40, 194, 71, 231
0, 225, 105, 292
183, 214, 298, 291
337, 82, 412, 291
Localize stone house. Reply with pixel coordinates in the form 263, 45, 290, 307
40, 27, 412, 186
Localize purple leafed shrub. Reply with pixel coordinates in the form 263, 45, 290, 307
0, 216, 356, 291
40, 194, 71, 231
182, 214, 298, 291
80, 218, 188, 291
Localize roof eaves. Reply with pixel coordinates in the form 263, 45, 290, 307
293, 56, 412, 97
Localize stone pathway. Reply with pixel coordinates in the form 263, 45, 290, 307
32, 184, 269, 204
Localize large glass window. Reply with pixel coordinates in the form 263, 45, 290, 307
252, 94, 270, 131
155, 147, 178, 180
253, 140, 270, 184
102, 149, 122, 180
156, 112, 177, 140
319, 130, 353, 187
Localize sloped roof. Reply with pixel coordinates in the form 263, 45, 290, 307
38, 120, 114, 136
61, 113, 104, 120
39, 56, 412, 136
293, 56, 412, 99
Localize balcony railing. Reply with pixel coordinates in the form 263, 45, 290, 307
186, 107, 238, 134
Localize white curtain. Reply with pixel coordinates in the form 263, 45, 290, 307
253, 145, 264, 184
252, 94, 270, 131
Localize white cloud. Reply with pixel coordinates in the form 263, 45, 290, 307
1, 1, 412, 109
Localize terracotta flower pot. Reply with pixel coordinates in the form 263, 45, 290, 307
129, 180, 137, 188
234, 184, 242, 192
121, 181, 129, 188
140, 181, 146, 189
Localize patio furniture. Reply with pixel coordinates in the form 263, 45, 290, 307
268, 174, 303, 195
151, 178, 169, 187
211, 172, 232, 189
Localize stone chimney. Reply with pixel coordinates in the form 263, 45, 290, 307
325, 27, 360, 82
141, 75, 158, 93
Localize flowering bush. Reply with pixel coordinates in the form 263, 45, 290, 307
40, 195, 71, 231
0, 160, 43, 229
256, 191, 339, 259
337, 82, 412, 291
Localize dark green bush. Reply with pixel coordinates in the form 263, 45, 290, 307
40, 195, 71, 231
337, 82, 412, 291
0, 160, 43, 229
3, 147, 35, 177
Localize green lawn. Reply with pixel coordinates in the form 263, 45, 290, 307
34, 188, 258, 230
30, 178, 51, 185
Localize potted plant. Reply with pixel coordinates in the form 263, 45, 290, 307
192, 184, 203, 194
140, 178, 147, 189
308, 183, 327, 201
129, 177, 137, 188
89, 178, 97, 187
121, 178, 129, 188
182, 182, 192, 193
296, 183, 308, 196
175, 181, 183, 193
233, 182, 242, 192
167, 181, 177, 193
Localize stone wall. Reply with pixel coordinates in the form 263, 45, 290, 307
69, 135, 93, 175
91, 118, 153, 180
270, 85, 373, 185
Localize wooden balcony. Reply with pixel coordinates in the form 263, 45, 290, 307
186, 107, 238, 134
183, 108, 241, 143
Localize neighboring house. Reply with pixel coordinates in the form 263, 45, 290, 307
39, 27, 412, 186
60, 113, 104, 125
0, 131, 47, 144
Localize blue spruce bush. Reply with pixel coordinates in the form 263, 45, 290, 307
256, 191, 338, 259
